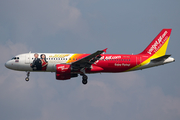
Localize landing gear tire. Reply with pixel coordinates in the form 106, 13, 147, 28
25, 77, 29, 82
82, 79, 88, 85
82, 75, 88, 85
25, 72, 30, 82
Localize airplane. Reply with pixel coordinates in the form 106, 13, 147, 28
5, 29, 175, 85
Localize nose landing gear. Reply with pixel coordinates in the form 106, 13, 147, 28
25, 72, 30, 82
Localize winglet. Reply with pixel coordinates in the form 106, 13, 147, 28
103, 48, 108, 53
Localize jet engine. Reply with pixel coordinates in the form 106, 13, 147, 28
56, 64, 78, 80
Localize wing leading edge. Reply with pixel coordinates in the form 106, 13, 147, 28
71, 48, 107, 70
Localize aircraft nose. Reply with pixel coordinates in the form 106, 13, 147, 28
5, 61, 11, 69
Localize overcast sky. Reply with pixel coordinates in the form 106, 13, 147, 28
0, 0, 180, 120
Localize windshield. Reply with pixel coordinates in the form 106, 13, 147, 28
11, 57, 19, 60
11, 57, 16, 60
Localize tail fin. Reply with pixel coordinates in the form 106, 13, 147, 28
140, 29, 172, 57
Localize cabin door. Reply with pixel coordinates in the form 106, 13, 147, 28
25, 53, 30, 64
136, 56, 141, 65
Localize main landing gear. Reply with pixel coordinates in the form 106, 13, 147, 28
25, 72, 30, 82
80, 68, 88, 85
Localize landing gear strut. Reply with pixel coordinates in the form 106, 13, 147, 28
80, 68, 88, 85
25, 72, 30, 82
82, 75, 88, 85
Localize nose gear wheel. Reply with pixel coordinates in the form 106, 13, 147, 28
25, 72, 30, 82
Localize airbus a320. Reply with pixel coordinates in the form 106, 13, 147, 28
5, 29, 175, 84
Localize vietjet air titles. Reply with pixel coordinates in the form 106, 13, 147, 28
5, 29, 175, 84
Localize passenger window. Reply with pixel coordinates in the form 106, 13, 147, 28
69, 58, 71, 60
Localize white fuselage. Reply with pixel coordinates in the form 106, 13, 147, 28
5, 53, 76, 72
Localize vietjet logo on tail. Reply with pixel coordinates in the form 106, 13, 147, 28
140, 29, 172, 57
147, 31, 168, 55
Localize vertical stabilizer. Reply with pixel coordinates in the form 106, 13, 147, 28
140, 29, 172, 57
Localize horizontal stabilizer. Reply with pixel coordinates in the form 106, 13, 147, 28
151, 55, 171, 62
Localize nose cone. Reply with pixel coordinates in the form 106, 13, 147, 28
5, 61, 11, 69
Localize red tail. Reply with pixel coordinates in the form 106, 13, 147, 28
140, 29, 172, 56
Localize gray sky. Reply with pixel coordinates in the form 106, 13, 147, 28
0, 0, 180, 120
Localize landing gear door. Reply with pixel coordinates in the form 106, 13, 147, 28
25, 53, 30, 64
136, 56, 141, 66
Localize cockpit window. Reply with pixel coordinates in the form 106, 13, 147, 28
11, 57, 19, 60
11, 57, 16, 60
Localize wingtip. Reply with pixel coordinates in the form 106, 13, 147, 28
103, 48, 108, 53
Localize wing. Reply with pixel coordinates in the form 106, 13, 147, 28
71, 48, 107, 70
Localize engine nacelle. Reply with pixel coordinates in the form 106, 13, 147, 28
56, 64, 78, 80
56, 64, 71, 74
56, 73, 71, 80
